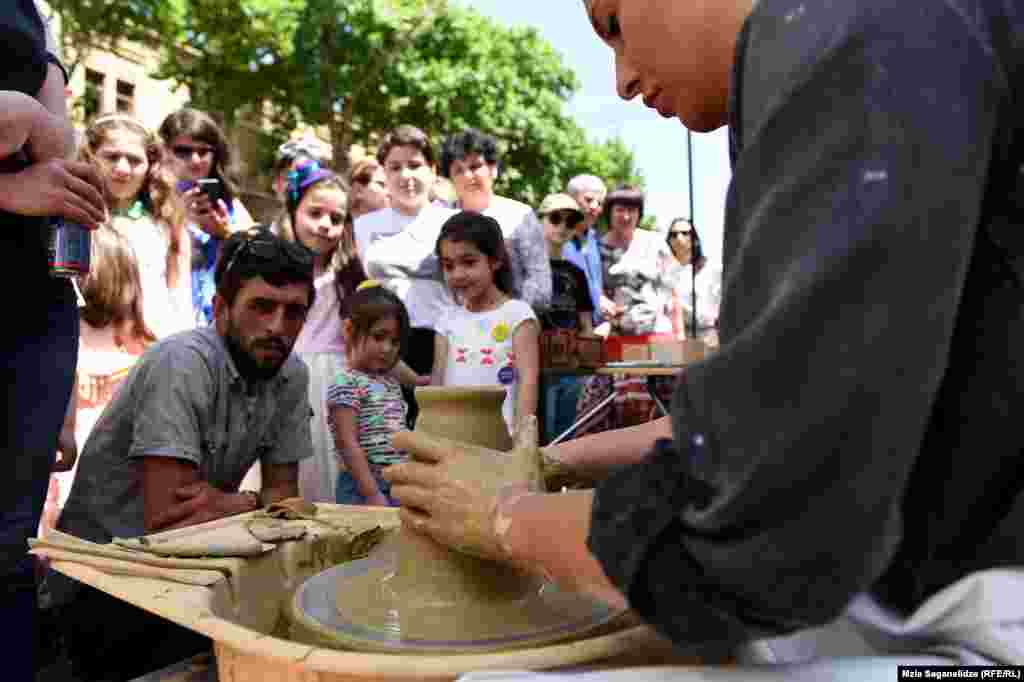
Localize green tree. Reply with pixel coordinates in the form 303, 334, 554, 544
292, 0, 447, 172
53, 0, 643, 201
44, 0, 173, 77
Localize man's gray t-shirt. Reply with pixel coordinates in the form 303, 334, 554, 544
58, 326, 313, 545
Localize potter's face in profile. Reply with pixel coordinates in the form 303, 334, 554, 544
582, 0, 739, 132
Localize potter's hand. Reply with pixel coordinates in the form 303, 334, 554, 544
385, 417, 541, 562
149, 481, 255, 531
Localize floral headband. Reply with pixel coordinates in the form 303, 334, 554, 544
286, 158, 335, 209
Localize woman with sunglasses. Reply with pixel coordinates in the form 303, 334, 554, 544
666, 217, 719, 342
159, 108, 254, 326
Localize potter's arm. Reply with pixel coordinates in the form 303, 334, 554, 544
543, 416, 672, 482
386, 424, 628, 610
500, 489, 628, 610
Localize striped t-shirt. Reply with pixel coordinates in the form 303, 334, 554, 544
326, 368, 408, 465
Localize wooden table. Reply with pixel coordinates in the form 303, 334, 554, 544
597, 364, 687, 420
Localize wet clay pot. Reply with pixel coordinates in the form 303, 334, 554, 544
413, 385, 514, 452
291, 413, 620, 653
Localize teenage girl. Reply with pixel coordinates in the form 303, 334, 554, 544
80, 114, 192, 338
433, 211, 540, 436
276, 158, 363, 502
329, 282, 411, 506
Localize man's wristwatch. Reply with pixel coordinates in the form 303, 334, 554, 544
240, 490, 261, 511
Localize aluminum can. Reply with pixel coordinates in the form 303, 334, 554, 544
47, 219, 91, 277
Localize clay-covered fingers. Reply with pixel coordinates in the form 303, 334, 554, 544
382, 459, 446, 490
514, 415, 539, 451
386, 479, 437, 513
391, 429, 461, 463
396, 505, 436, 536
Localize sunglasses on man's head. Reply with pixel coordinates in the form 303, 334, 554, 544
221, 229, 314, 280
171, 144, 215, 161
545, 211, 581, 227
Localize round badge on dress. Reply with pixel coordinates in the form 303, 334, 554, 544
497, 365, 516, 385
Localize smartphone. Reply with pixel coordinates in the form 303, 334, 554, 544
196, 178, 226, 205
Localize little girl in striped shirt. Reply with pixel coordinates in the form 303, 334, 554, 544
328, 282, 410, 506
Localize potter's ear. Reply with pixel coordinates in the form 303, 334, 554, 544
341, 318, 354, 342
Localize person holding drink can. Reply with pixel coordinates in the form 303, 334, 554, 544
0, 2, 107, 679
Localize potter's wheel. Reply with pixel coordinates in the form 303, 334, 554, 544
291, 547, 621, 654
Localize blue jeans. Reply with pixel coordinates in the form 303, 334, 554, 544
336, 463, 398, 506
543, 374, 583, 444
2, 281, 77, 680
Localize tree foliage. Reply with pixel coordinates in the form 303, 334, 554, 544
53, 0, 643, 202
44, 0, 173, 76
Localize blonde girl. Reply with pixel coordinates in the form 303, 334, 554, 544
47, 227, 156, 532
79, 113, 192, 338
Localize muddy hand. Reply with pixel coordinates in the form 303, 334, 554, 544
386, 428, 534, 561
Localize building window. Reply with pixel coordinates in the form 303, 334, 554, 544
83, 69, 105, 120
115, 80, 135, 115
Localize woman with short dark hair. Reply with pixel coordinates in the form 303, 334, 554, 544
440, 128, 552, 310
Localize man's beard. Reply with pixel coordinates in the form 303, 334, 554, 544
223, 318, 290, 383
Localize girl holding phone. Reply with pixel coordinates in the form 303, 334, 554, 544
158, 108, 254, 325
